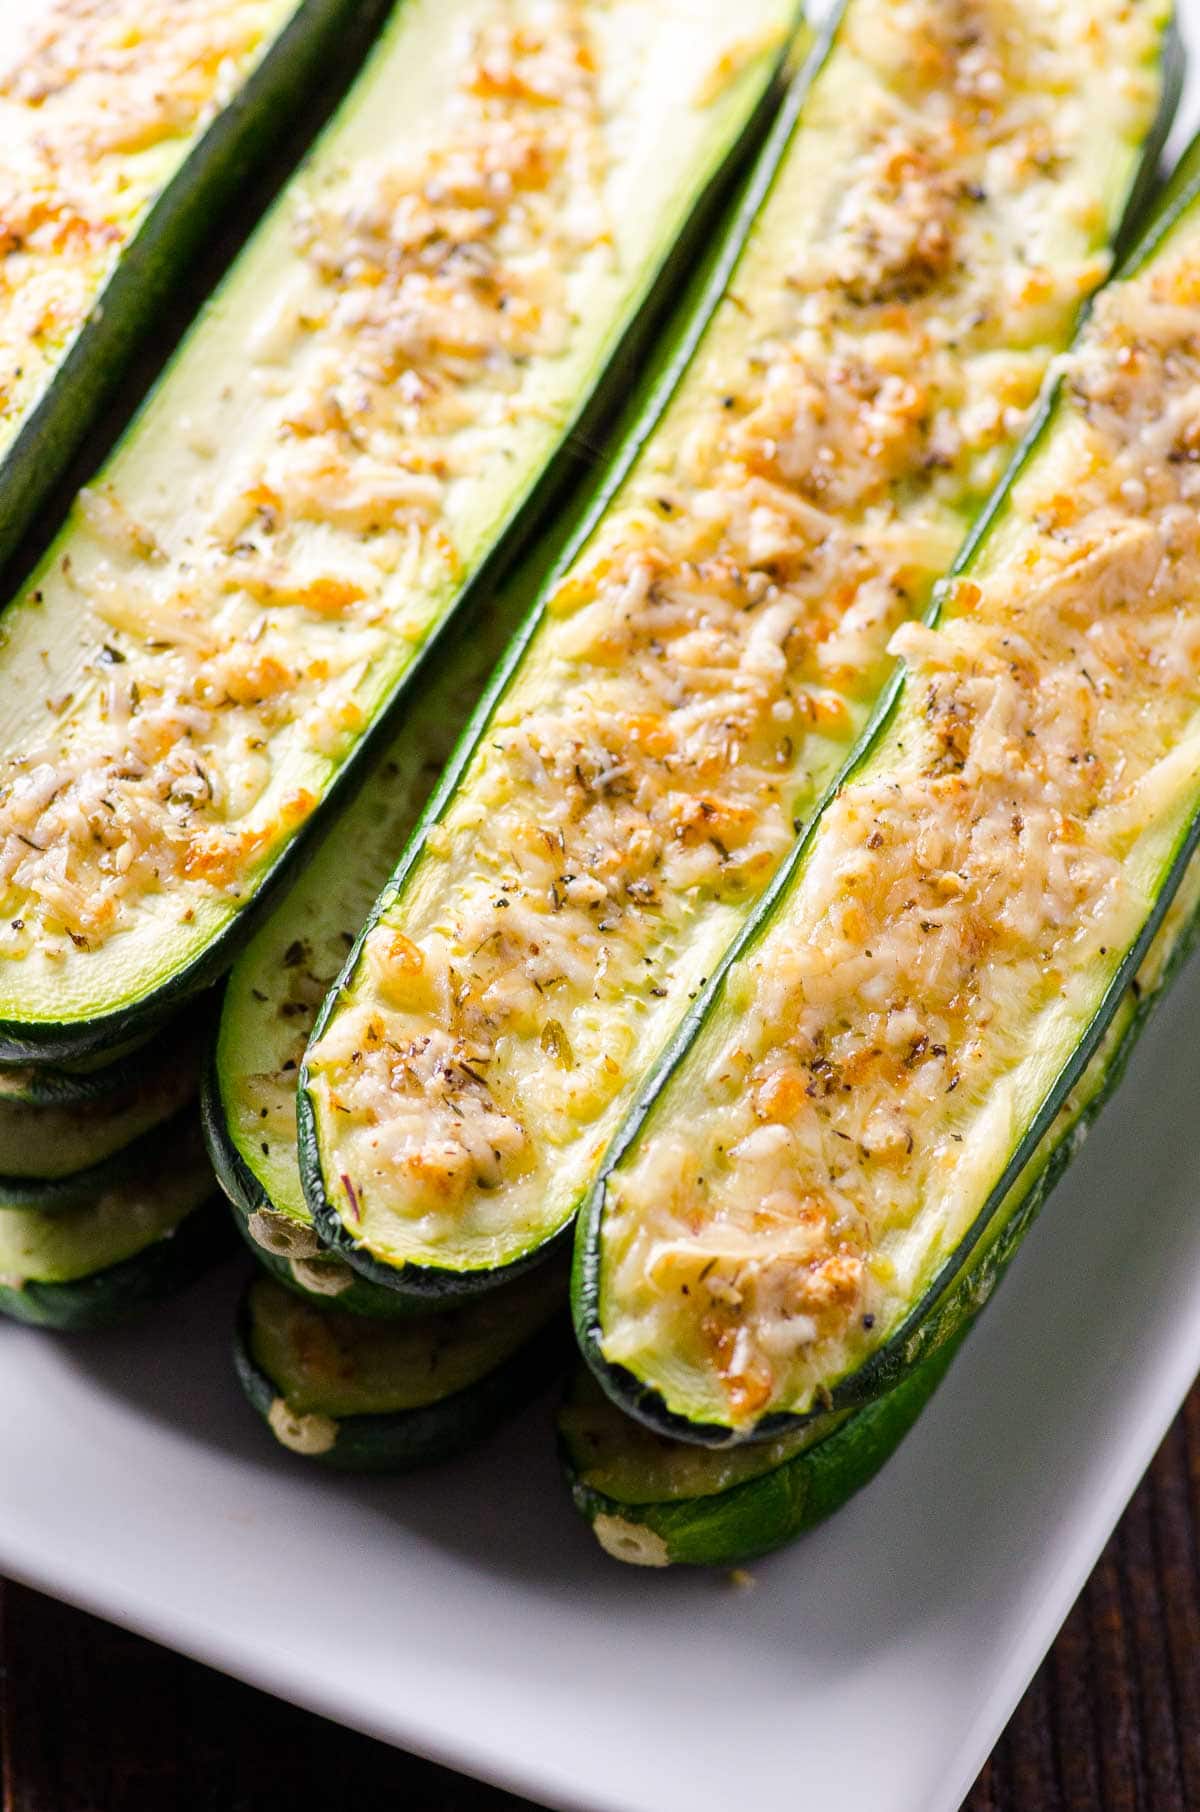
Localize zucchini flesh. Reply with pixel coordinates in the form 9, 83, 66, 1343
301, 0, 1176, 1300
578, 154, 1200, 1445
561, 856, 1200, 1556
0, 1113, 224, 1330
0, 0, 388, 575
0, 0, 800, 1064
0, 1016, 205, 1178
234, 1266, 565, 1469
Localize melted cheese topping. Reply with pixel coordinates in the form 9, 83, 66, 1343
0, 0, 789, 1030
0, 0, 291, 446
306, 0, 1166, 1273
598, 208, 1200, 1431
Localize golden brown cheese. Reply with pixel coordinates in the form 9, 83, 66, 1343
0, 1, 607, 960
306, 0, 1165, 1272
0, 0, 289, 440
599, 212, 1200, 1430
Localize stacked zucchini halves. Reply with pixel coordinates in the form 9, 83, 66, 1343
299, 0, 1176, 1302
0, 1017, 224, 1331
277, 0, 1181, 1549
179, 0, 818, 1457
9, 0, 1194, 1570
580, 154, 1200, 1438
0, 0, 801, 1066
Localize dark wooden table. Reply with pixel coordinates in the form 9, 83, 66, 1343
2, 1388, 1197, 1812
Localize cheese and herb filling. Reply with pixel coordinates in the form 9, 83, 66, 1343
304, 0, 1168, 1280
593, 194, 1200, 1435
0, 0, 299, 456
0, 0, 794, 1038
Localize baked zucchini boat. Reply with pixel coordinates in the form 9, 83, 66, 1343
565, 848, 1200, 1556
202, 507, 581, 1314
0, 1114, 225, 1330
577, 146, 1200, 1446
0, 0, 800, 1065
0, 0, 386, 574
235, 1266, 566, 1469
302, 0, 1177, 1305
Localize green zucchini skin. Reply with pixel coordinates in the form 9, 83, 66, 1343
1117, 11, 1186, 254
0, 0, 395, 586
302, 1, 1181, 1313
573, 139, 1200, 1453
0, 3, 802, 1068
298, 6, 846, 1305
233, 1283, 568, 1472
561, 1329, 964, 1568
0, 1200, 229, 1332
304, 1197, 569, 1311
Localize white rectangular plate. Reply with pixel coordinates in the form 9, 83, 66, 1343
4, 16, 1200, 1812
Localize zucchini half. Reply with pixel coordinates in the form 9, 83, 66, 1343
203, 518, 577, 1315
0, 0, 802, 1065
0, 0, 393, 576
576, 146, 1200, 1446
0, 1014, 206, 1179
234, 1266, 566, 1470
301, 0, 1178, 1307
563, 850, 1200, 1556
0, 1114, 225, 1330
